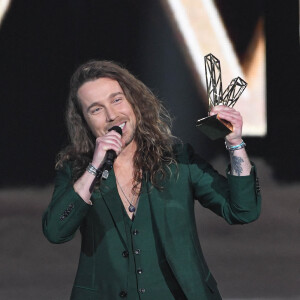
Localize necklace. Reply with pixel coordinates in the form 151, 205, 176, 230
116, 179, 138, 213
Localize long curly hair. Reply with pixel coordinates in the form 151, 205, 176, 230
56, 60, 178, 190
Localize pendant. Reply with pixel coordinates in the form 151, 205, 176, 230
129, 204, 136, 213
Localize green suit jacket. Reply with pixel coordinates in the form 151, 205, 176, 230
43, 144, 261, 299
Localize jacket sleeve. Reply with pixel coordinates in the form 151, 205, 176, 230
184, 144, 261, 224
42, 163, 91, 244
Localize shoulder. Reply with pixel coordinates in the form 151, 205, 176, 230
54, 160, 74, 183
172, 143, 213, 171
172, 143, 201, 163
56, 160, 73, 172
172, 143, 202, 160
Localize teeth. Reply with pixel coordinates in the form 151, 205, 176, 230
119, 122, 125, 129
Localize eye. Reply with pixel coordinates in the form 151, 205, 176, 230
113, 98, 122, 103
90, 107, 102, 115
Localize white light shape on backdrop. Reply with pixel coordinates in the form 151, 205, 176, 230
0, 0, 11, 28
161, 0, 267, 136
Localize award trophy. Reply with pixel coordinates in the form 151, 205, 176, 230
196, 53, 247, 140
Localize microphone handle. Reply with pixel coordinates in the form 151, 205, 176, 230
101, 125, 123, 178
104, 150, 117, 171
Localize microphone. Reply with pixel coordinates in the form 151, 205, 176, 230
101, 125, 123, 179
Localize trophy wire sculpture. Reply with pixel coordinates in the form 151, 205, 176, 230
196, 53, 247, 140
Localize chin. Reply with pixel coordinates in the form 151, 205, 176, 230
124, 133, 135, 147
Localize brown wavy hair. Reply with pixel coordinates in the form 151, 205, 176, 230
56, 60, 178, 190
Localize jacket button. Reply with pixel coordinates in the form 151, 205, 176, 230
134, 249, 141, 255
139, 288, 146, 294
137, 268, 143, 274
122, 251, 129, 258
132, 229, 139, 235
119, 291, 127, 298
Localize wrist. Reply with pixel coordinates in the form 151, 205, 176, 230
91, 158, 104, 170
86, 163, 102, 178
225, 138, 243, 147
225, 139, 246, 152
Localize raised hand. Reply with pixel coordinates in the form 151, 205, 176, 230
209, 105, 243, 146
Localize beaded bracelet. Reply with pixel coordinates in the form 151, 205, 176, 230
225, 140, 246, 151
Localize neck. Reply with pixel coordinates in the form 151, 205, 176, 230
114, 140, 136, 170
114, 140, 141, 196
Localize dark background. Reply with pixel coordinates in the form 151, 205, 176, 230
0, 1, 299, 299
0, 0, 299, 186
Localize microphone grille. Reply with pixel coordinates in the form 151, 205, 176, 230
108, 126, 123, 136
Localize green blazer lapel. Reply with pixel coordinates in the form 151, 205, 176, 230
99, 170, 127, 247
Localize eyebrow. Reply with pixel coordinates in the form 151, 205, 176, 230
109, 92, 124, 98
86, 92, 124, 113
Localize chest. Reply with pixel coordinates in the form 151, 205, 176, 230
116, 179, 141, 219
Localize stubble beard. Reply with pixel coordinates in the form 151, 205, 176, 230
125, 132, 134, 147
124, 127, 136, 147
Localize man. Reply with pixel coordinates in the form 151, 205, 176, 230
43, 60, 261, 300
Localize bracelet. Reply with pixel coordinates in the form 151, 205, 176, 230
86, 163, 102, 178
225, 140, 246, 151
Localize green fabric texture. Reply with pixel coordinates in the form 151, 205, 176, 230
122, 187, 186, 299
42, 144, 261, 300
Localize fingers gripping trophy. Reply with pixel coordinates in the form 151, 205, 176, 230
196, 53, 247, 140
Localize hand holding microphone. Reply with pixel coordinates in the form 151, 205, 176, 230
91, 126, 123, 179
102, 126, 123, 178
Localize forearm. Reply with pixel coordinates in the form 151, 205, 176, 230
229, 147, 252, 176
186, 142, 260, 224
73, 169, 98, 205
43, 181, 91, 243
73, 130, 123, 203
209, 106, 252, 176
73, 160, 107, 204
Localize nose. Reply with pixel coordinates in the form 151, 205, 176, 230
105, 105, 117, 122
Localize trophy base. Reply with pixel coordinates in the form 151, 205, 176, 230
196, 114, 233, 140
